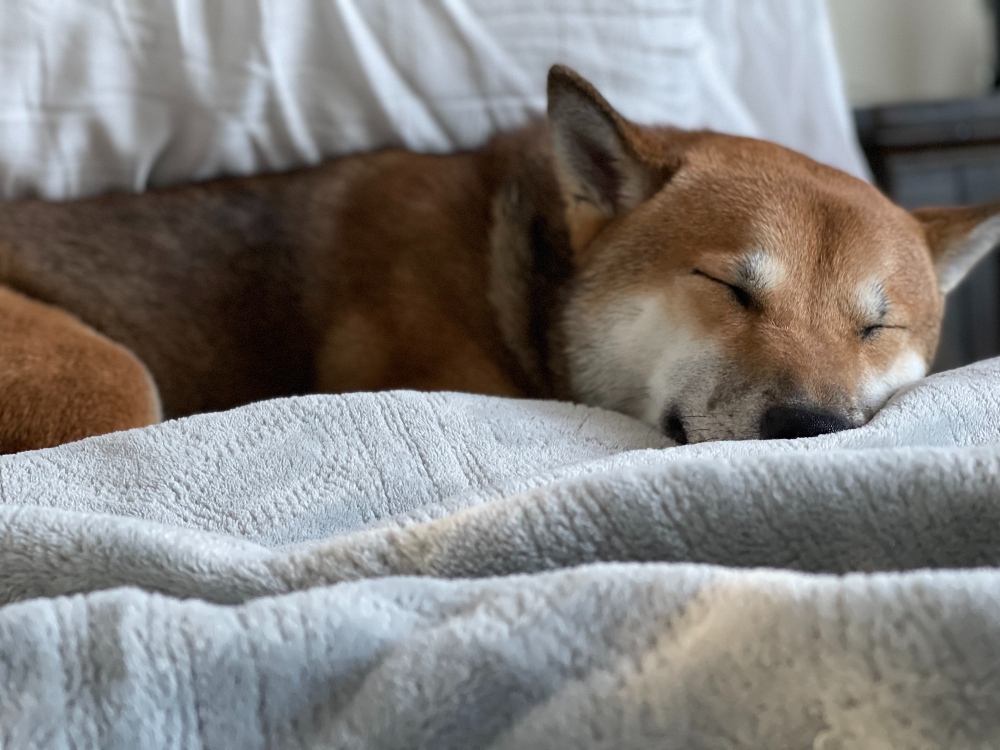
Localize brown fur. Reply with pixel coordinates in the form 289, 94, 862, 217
0, 65, 995, 451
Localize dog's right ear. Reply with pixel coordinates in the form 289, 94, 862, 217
547, 65, 674, 252
913, 201, 1000, 294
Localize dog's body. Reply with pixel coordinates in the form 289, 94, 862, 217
0, 66, 997, 452
0, 125, 559, 424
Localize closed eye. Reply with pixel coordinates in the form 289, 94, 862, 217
860, 325, 883, 340
692, 269, 755, 310
860, 324, 907, 341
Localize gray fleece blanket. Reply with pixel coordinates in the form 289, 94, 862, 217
3, 359, 1000, 748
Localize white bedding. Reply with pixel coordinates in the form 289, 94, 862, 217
0, 0, 867, 200
2, 362, 1000, 746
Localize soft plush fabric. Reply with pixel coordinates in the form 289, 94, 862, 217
2, 2, 982, 747
2, 359, 1000, 747
0, 0, 866, 200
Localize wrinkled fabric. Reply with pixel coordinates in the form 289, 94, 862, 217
2, 360, 1000, 746
0, 0, 866, 200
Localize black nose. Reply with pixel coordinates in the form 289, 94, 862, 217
759, 406, 851, 440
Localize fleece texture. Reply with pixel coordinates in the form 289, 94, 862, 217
1, 359, 1000, 747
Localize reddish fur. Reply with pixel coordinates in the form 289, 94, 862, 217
0, 65, 993, 451
0, 287, 158, 453
575, 134, 943, 409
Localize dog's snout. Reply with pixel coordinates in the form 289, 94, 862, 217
759, 405, 850, 440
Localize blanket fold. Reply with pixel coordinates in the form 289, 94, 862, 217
3, 360, 1000, 747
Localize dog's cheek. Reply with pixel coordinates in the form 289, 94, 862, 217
641, 337, 723, 426
564, 293, 706, 420
857, 348, 927, 416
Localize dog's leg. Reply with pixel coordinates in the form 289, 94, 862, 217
0, 286, 161, 453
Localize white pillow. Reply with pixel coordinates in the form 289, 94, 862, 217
0, 0, 867, 200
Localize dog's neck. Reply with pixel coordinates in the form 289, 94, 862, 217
484, 125, 575, 400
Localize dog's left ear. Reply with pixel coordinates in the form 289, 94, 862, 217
914, 201, 1000, 293
547, 65, 675, 252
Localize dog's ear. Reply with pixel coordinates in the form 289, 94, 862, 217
914, 201, 1000, 293
547, 65, 674, 252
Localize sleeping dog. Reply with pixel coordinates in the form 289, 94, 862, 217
0, 65, 996, 452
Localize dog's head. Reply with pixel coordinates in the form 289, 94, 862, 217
549, 65, 1000, 443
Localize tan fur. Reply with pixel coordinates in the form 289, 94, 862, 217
0, 65, 996, 451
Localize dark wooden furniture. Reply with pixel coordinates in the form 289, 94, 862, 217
855, 97, 1000, 371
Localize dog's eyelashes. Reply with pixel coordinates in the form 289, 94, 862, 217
692, 269, 755, 310
859, 323, 908, 341
727, 284, 754, 310
860, 325, 884, 341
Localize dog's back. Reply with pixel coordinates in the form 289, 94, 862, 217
0, 168, 327, 416
0, 140, 538, 420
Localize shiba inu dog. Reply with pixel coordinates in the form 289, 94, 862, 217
0, 65, 997, 453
